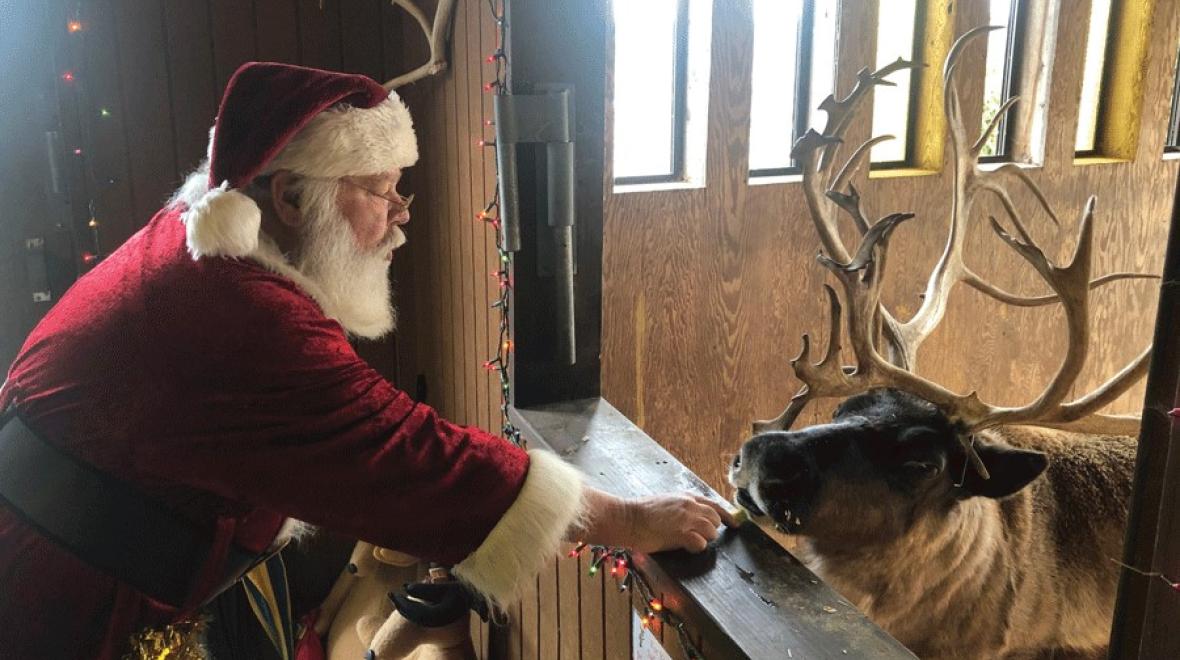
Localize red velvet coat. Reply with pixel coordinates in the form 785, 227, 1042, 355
0, 207, 571, 658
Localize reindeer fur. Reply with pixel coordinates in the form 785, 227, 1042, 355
799, 426, 1133, 659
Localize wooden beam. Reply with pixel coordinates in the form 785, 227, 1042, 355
512, 398, 915, 659
1111, 166, 1180, 658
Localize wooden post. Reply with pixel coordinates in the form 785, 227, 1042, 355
1110, 167, 1180, 657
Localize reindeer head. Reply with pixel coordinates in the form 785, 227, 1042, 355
731, 388, 1048, 544
731, 26, 1152, 540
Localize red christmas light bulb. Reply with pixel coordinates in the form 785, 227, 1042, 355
82, 252, 98, 265
67, 20, 83, 33
73, 147, 83, 156
482, 81, 496, 93
61, 70, 76, 83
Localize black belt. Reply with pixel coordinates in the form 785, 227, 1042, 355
0, 409, 265, 608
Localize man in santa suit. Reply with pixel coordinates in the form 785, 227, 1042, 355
0, 62, 731, 658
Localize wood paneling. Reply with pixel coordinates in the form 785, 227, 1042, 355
0, 2, 59, 376
1, 0, 565, 657
602, 0, 1180, 496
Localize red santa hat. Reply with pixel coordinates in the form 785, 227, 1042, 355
183, 62, 418, 259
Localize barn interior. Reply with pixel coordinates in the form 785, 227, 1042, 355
1, 0, 1179, 658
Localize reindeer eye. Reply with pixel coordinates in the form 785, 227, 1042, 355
902, 461, 940, 479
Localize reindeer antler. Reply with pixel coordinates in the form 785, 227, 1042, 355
755, 26, 1154, 459
383, 0, 457, 91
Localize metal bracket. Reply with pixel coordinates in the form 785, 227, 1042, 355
494, 86, 578, 365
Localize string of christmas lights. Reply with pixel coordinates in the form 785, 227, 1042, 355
60, 4, 107, 273
479, 2, 704, 657
479, 0, 521, 447
568, 543, 704, 659
1111, 558, 1180, 594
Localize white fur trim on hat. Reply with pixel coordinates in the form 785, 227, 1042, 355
452, 450, 586, 609
265, 92, 418, 179
180, 181, 262, 259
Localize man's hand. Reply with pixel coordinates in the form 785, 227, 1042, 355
624, 493, 738, 553
573, 488, 738, 554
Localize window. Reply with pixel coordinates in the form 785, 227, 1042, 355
1075, 0, 1114, 154
870, 0, 921, 165
979, 0, 1059, 164
747, 0, 838, 176
979, 0, 1024, 160
1166, 48, 1180, 152
612, 0, 689, 183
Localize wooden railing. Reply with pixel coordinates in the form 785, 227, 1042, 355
503, 398, 915, 659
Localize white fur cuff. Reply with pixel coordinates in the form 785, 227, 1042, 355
452, 449, 585, 609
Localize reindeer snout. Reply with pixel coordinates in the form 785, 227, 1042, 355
756, 442, 811, 497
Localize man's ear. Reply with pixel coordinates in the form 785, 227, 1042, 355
957, 440, 1048, 499
269, 170, 303, 228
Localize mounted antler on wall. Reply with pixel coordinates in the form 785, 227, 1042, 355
384, 0, 457, 90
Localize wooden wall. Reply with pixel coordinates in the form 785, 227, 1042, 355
0, 0, 512, 468
601, 0, 1180, 493
391, 0, 501, 437
0, 0, 411, 379
0, 0, 509, 654
396, 5, 637, 657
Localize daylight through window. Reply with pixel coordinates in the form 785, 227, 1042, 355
979, 0, 1021, 159
612, 0, 688, 182
748, 0, 838, 176
870, 0, 920, 164
1166, 48, 1180, 152
1075, 0, 1114, 153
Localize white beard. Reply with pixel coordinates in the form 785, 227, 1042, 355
293, 179, 402, 339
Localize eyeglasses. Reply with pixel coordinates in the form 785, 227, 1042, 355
339, 177, 415, 217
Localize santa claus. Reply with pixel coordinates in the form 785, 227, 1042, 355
0, 62, 732, 658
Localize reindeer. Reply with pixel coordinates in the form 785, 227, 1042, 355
728, 27, 1155, 659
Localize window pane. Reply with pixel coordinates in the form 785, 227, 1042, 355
809, 1, 839, 132
980, 0, 1015, 158
1075, 0, 1113, 153
613, 0, 681, 180
871, 0, 918, 163
748, 0, 804, 172
1167, 48, 1180, 150
747, 0, 838, 175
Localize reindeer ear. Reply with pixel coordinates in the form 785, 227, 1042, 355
957, 442, 1048, 499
